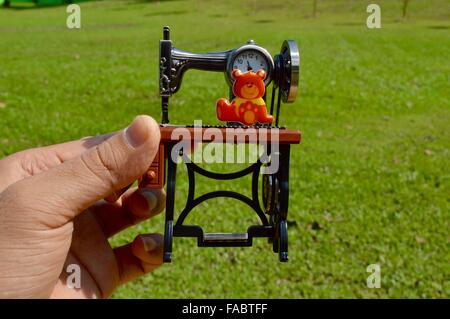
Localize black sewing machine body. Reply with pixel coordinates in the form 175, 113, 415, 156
140, 27, 301, 262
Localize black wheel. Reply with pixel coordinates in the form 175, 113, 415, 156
262, 173, 279, 214
262, 147, 290, 261
263, 173, 283, 253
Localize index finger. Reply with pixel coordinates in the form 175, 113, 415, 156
0, 132, 116, 191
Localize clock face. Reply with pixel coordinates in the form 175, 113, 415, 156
232, 50, 269, 74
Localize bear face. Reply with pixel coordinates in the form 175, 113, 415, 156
232, 69, 266, 99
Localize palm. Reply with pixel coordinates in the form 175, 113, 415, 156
52, 210, 120, 298
0, 126, 165, 298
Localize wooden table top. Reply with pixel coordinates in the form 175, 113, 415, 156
159, 125, 301, 144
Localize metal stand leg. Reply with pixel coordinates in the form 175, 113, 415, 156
163, 144, 177, 263
278, 220, 288, 262
277, 144, 290, 262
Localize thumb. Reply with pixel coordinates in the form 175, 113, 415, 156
10, 115, 161, 227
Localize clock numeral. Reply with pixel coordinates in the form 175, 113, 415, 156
233, 51, 268, 74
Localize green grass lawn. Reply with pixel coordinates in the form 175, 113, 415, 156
1, 0, 449, 298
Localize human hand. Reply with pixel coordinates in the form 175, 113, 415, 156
0, 115, 166, 298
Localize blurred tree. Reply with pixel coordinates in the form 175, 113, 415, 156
402, 0, 411, 19
313, 0, 318, 18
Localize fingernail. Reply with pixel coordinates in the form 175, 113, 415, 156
140, 189, 158, 212
125, 116, 150, 148
142, 236, 157, 252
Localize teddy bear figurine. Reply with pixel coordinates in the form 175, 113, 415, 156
216, 69, 273, 126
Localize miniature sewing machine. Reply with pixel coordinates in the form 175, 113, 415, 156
139, 26, 301, 262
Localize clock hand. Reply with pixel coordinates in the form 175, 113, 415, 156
247, 60, 252, 71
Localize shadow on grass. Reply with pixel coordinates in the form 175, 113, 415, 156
128, 0, 184, 4
0, 0, 180, 10
1, 0, 90, 11
143, 9, 187, 17
427, 25, 450, 30
2, 5, 62, 11
254, 19, 274, 24
333, 22, 364, 26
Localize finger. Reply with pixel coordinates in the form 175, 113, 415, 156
92, 187, 166, 238
104, 183, 132, 203
9, 115, 161, 228
6, 132, 116, 166
0, 133, 116, 192
40, 132, 117, 162
114, 234, 163, 286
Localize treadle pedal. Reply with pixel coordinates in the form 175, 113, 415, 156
203, 233, 249, 243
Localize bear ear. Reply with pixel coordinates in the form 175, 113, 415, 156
256, 69, 266, 80
232, 69, 243, 79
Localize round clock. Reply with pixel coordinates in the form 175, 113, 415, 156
226, 41, 274, 86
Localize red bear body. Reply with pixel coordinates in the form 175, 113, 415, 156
216, 69, 273, 126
